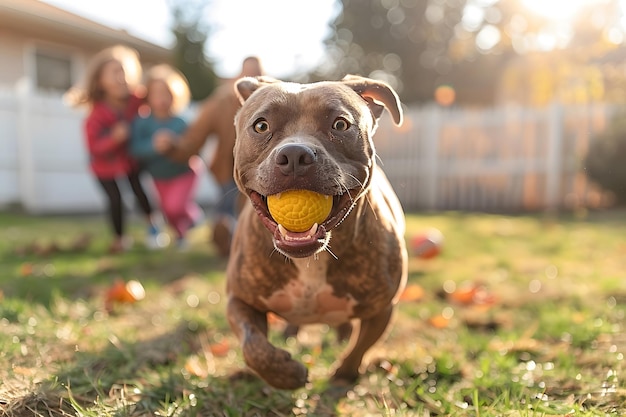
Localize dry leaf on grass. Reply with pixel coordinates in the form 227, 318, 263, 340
410, 228, 444, 259
447, 283, 497, 308
399, 284, 425, 302
104, 279, 145, 311
209, 340, 230, 357
429, 314, 451, 328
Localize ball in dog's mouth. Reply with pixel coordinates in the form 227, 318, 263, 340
267, 190, 333, 233
248, 189, 359, 258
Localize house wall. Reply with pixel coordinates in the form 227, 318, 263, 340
0, 29, 27, 86
0, 28, 95, 95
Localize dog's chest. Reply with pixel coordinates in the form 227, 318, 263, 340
259, 255, 356, 325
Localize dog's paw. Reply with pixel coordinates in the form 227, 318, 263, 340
267, 355, 309, 390
329, 367, 360, 388
242, 333, 308, 389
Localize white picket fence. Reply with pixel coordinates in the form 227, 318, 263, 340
375, 103, 613, 211
0, 84, 614, 214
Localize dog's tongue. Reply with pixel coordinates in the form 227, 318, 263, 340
278, 223, 319, 242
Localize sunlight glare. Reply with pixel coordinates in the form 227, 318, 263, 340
521, 0, 593, 21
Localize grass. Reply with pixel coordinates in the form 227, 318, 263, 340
1, 208, 626, 416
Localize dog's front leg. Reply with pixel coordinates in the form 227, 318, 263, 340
331, 305, 393, 385
227, 296, 309, 389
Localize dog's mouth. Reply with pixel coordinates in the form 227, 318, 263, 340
248, 189, 359, 258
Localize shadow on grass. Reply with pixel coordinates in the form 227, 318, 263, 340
2, 309, 359, 416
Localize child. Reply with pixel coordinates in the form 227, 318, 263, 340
130, 64, 203, 250
151, 57, 264, 257
68, 45, 163, 253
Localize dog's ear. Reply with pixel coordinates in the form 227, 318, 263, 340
341, 75, 403, 126
235, 76, 280, 103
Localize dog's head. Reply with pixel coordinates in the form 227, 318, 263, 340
233, 75, 402, 258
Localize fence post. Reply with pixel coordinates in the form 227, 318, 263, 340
545, 102, 564, 212
422, 105, 441, 210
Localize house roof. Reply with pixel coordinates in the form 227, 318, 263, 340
0, 0, 171, 63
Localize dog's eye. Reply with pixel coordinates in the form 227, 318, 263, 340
332, 117, 350, 131
253, 118, 270, 134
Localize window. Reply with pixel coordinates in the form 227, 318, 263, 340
35, 50, 73, 92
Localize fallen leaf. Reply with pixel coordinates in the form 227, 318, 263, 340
429, 314, 450, 329
105, 279, 145, 311
209, 340, 230, 357
449, 286, 477, 305
106, 280, 132, 303
448, 283, 497, 308
399, 284, 425, 302
472, 287, 497, 307
19, 263, 33, 277
410, 228, 444, 259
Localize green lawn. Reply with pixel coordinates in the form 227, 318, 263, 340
1, 209, 626, 416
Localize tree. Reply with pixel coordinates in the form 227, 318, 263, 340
317, 0, 510, 104
169, 0, 217, 101
319, 0, 625, 106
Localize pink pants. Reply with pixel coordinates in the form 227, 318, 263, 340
153, 169, 202, 239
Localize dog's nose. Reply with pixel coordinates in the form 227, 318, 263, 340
275, 143, 316, 176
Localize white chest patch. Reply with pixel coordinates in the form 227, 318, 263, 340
260, 253, 356, 325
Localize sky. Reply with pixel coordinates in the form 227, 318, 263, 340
43, 0, 340, 78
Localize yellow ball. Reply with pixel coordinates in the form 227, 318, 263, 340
267, 190, 333, 232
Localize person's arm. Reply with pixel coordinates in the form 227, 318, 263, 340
164, 98, 217, 162
85, 110, 127, 156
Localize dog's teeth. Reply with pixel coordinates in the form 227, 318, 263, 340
277, 223, 319, 241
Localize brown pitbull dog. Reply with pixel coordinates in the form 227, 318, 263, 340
226, 75, 407, 390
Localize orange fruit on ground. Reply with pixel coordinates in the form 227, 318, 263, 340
267, 190, 333, 232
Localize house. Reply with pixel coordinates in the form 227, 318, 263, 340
0, 0, 171, 93
0, 0, 218, 213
